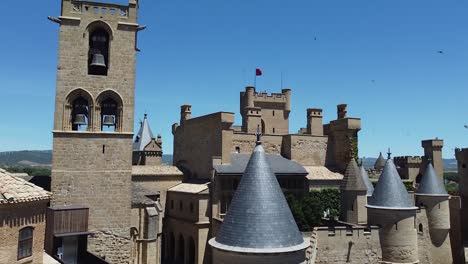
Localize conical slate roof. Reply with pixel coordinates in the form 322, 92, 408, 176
367, 159, 417, 210
133, 114, 155, 151
416, 163, 448, 196
210, 144, 308, 253
341, 159, 367, 192
360, 165, 374, 196
374, 152, 386, 170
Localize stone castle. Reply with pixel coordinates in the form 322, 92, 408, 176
1, 1, 467, 264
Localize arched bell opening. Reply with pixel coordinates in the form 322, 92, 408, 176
71, 96, 90, 131
96, 90, 123, 132
100, 97, 118, 132
64, 88, 94, 131
88, 27, 110, 76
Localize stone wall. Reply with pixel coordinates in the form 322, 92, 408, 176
212, 248, 306, 264
231, 133, 283, 154
164, 190, 211, 264
51, 132, 133, 263
312, 226, 381, 263
282, 135, 328, 166
449, 196, 464, 264
173, 112, 234, 179
0, 201, 48, 264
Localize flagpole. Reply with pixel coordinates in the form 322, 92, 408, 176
254, 71, 257, 88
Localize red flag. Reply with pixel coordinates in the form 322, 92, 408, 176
256, 68, 262, 76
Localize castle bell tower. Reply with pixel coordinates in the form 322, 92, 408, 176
49, 0, 141, 262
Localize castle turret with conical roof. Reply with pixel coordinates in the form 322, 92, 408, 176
374, 152, 386, 170
209, 141, 308, 264
340, 159, 368, 224
366, 157, 419, 264
132, 114, 163, 165
415, 163, 452, 264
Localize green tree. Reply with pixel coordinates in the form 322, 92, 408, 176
285, 189, 341, 231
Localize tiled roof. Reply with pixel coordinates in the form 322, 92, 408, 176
132, 183, 158, 205
341, 159, 367, 191
132, 165, 183, 176
168, 183, 208, 194
304, 166, 343, 180
215, 153, 307, 175
367, 159, 417, 210
0, 168, 51, 204
210, 144, 308, 253
416, 163, 448, 196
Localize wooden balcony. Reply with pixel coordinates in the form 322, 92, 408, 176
46, 205, 89, 235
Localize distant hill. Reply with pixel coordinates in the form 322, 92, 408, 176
362, 157, 458, 172
0, 150, 456, 171
0, 150, 174, 167
0, 150, 52, 167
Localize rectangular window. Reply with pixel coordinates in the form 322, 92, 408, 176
18, 227, 33, 260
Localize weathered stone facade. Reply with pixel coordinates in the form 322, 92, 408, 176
50, 0, 141, 262
311, 226, 382, 263
0, 201, 49, 264
163, 184, 211, 264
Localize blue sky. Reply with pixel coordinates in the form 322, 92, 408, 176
0, 0, 467, 158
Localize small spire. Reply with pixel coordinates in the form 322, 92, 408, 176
256, 124, 262, 145
387, 148, 392, 159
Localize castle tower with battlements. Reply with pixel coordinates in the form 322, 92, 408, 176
240, 86, 291, 135
49, 0, 141, 262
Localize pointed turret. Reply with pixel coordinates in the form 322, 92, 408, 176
368, 159, 416, 210
366, 157, 419, 263
360, 165, 374, 196
341, 159, 367, 191
340, 159, 368, 224
374, 152, 386, 170
133, 114, 155, 151
132, 114, 162, 165
414, 163, 452, 263
416, 163, 448, 196
209, 144, 308, 263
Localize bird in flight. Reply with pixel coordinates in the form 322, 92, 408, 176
437, 50, 444, 54
464, 124, 468, 129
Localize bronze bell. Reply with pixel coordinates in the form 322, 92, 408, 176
102, 115, 115, 127
73, 114, 87, 126
90, 54, 106, 68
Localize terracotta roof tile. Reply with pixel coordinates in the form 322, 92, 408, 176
0, 169, 51, 204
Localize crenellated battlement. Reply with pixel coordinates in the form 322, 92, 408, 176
240, 87, 290, 104
455, 148, 468, 161
394, 156, 423, 165
316, 225, 380, 238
